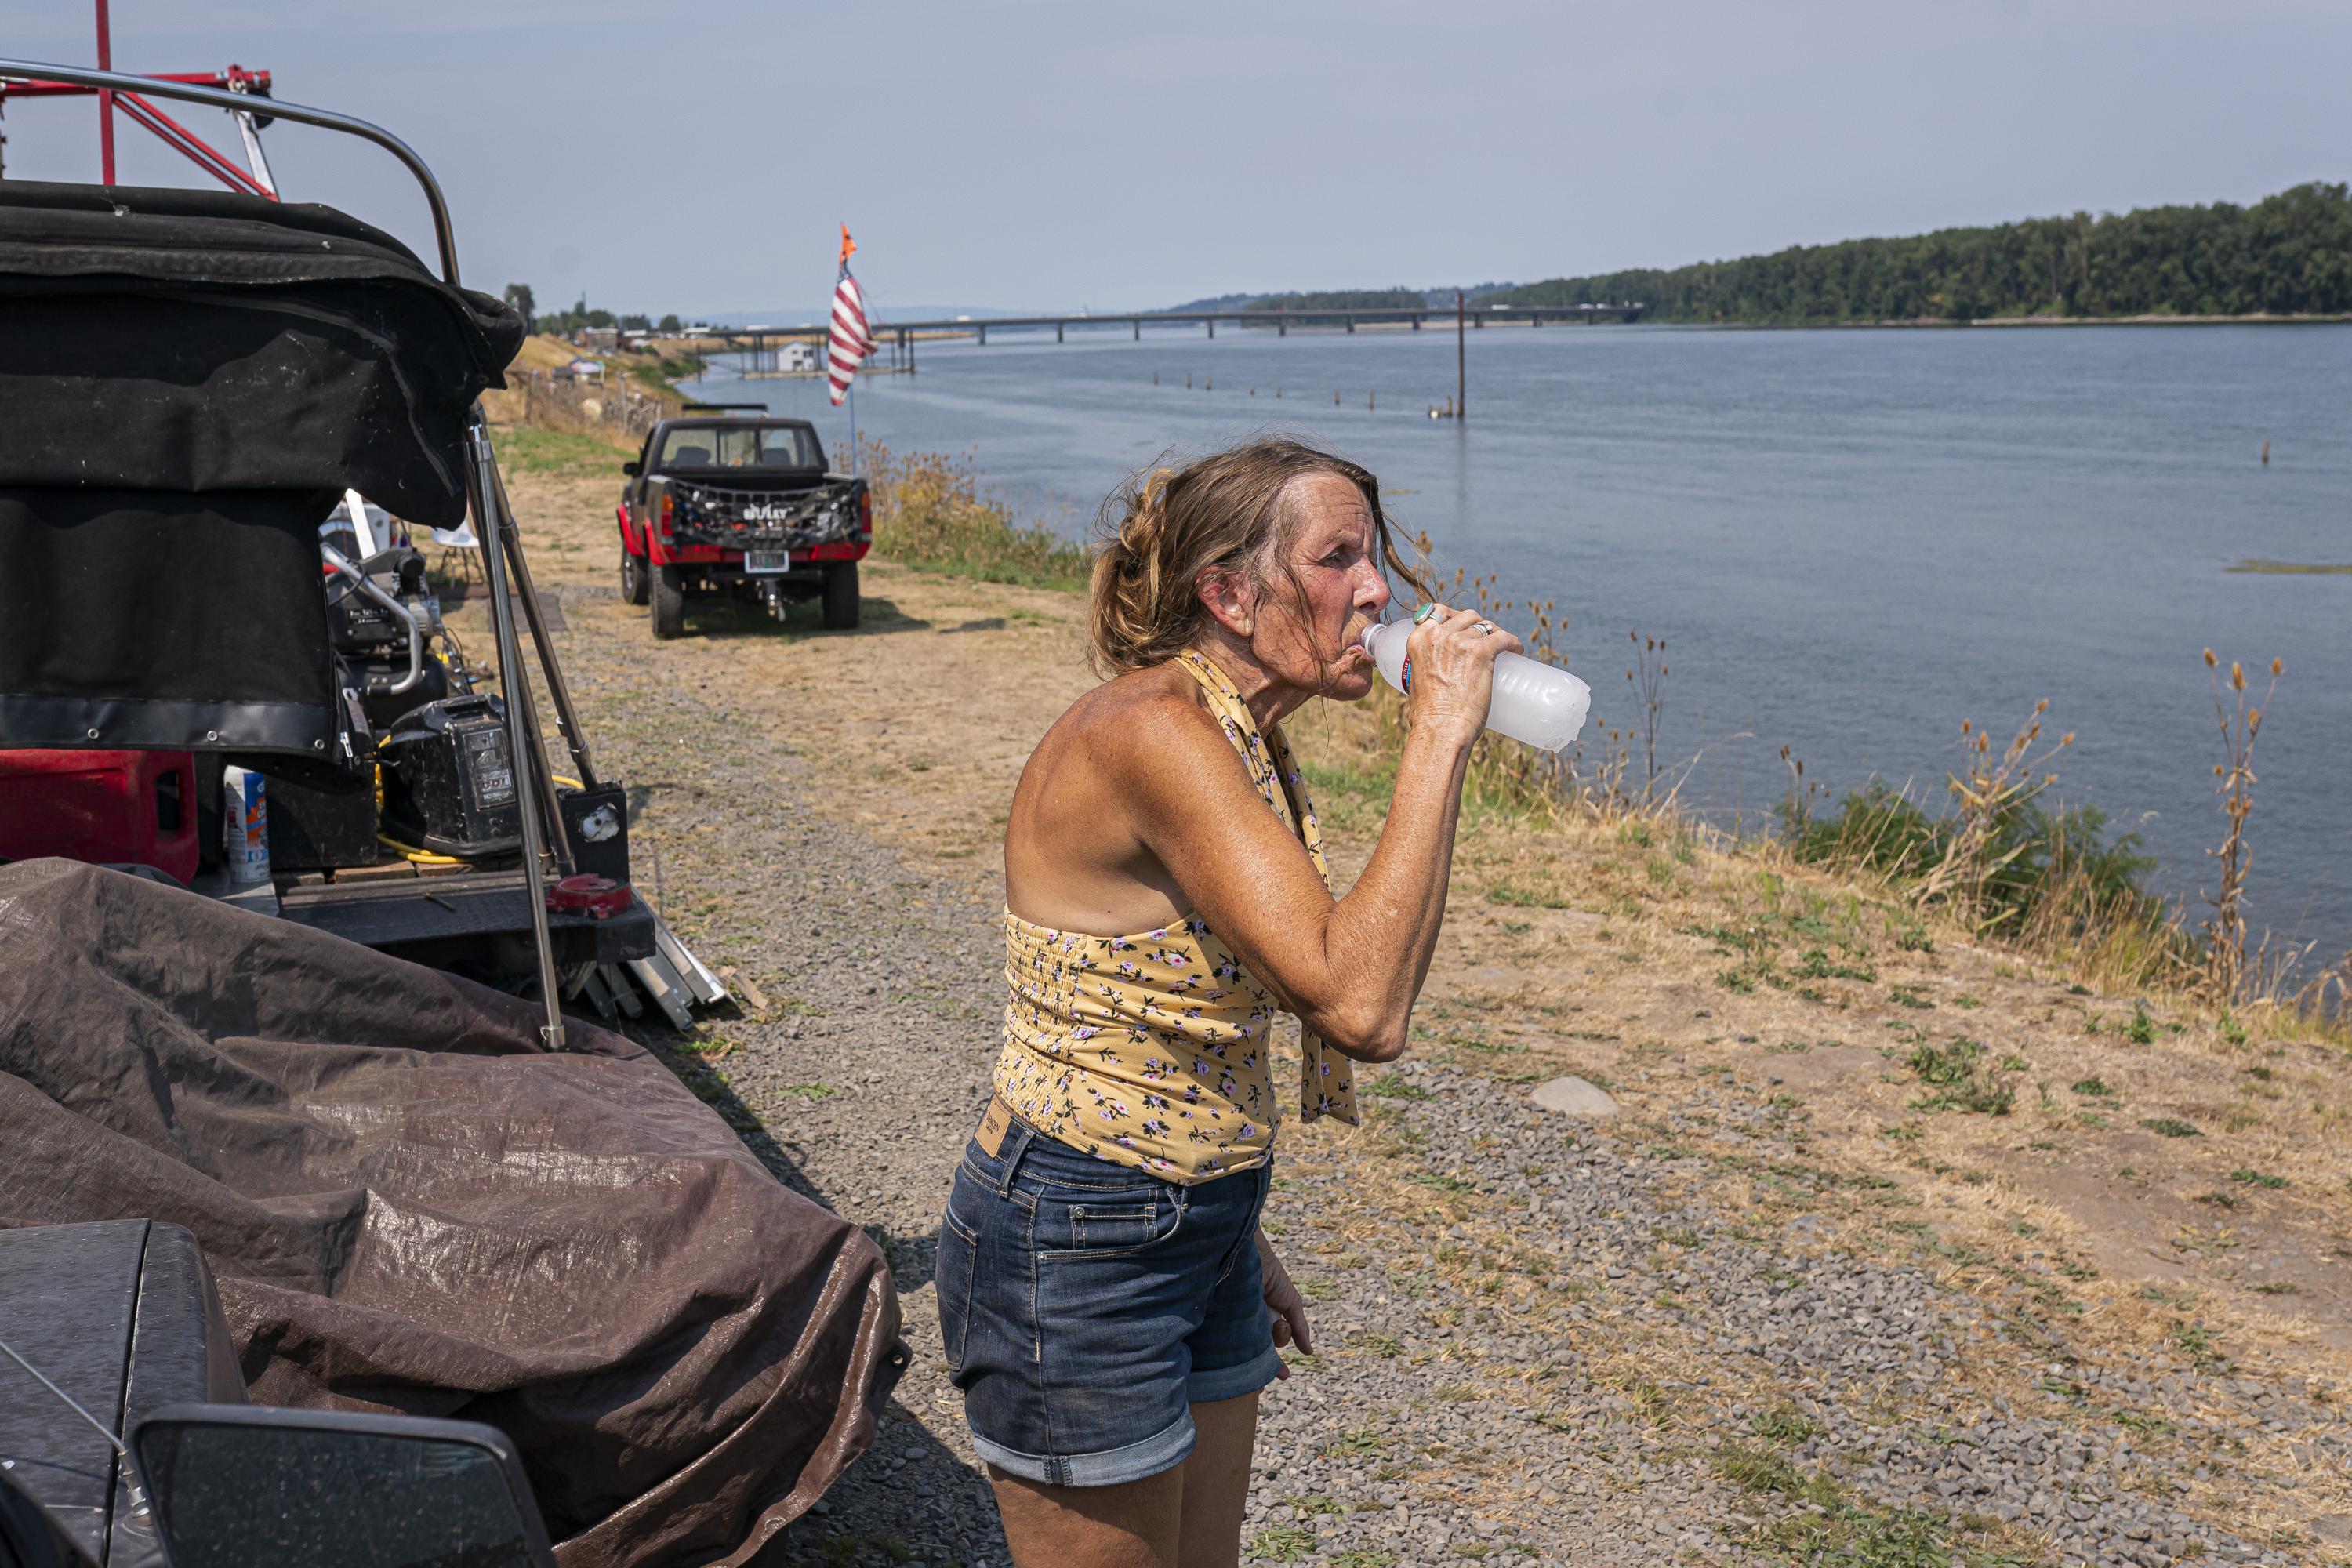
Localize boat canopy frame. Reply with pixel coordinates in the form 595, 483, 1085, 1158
0, 59, 578, 1047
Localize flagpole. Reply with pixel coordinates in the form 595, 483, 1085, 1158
848, 381, 858, 476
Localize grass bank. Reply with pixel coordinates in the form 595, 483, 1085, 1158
862, 443, 1091, 591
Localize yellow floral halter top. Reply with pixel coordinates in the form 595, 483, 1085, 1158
993, 650, 1361, 1183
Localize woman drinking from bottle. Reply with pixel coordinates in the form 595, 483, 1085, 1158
935, 437, 1520, 1568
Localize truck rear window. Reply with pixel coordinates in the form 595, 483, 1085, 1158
658, 426, 819, 470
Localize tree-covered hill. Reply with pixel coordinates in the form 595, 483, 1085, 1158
1240, 289, 1425, 317
1490, 183, 2352, 323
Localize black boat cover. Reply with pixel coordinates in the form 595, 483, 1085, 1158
0, 182, 521, 761
0, 859, 906, 1568
0, 488, 339, 758
0, 180, 522, 526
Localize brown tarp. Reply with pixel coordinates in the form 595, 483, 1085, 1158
0, 858, 903, 1567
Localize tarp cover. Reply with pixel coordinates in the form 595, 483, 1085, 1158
0, 488, 339, 759
0, 180, 523, 527
0, 859, 904, 1568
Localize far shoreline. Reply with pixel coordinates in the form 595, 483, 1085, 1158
1472, 311, 2352, 332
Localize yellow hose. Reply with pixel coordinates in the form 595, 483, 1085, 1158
378, 833, 465, 866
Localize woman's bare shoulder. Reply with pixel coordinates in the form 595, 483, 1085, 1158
1049, 662, 1214, 747
1051, 663, 1234, 783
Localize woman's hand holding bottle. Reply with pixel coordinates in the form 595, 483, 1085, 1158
1391, 603, 1523, 751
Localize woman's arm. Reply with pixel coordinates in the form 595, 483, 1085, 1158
1104, 608, 1518, 1060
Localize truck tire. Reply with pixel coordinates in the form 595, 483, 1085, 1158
620, 549, 649, 605
652, 564, 688, 640
821, 561, 860, 630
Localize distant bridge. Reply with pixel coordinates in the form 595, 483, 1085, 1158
644, 302, 1648, 367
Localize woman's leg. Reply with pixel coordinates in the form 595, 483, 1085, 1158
984, 1392, 1260, 1568
989, 1464, 1183, 1568
1176, 1392, 1261, 1568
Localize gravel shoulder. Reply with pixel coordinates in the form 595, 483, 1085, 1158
470, 447, 2352, 1568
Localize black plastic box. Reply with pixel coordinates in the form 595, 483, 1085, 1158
379, 694, 521, 859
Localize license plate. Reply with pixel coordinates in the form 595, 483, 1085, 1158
743, 550, 791, 574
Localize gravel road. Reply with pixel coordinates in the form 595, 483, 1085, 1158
513, 572, 2342, 1568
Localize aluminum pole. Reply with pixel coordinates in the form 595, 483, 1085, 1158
463, 413, 565, 1050
488, 462, 600, 789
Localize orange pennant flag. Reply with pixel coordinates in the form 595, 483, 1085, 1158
839, 224, 856, 266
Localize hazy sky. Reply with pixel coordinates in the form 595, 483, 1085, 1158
5, 1, 2346, 317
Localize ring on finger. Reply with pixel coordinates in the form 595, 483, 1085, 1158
1475, 620, 1496, 636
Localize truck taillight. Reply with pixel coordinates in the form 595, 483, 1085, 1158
858, 489, 872, 540
658, 492, 674, 541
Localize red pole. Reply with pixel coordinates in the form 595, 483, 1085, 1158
95, 0, 116, 184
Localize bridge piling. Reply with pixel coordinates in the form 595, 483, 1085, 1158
1056, 322, 1064, 343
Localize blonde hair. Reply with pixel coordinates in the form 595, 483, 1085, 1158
1087, 437, 1428, 676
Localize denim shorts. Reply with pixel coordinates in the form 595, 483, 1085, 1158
935, 1109, 1279, 1487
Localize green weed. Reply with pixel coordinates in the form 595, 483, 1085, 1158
1907, 1037, 2016, 1116
1250, 1525, 1315, 1562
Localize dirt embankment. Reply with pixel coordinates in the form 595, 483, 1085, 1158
479, 442, 2352, 1567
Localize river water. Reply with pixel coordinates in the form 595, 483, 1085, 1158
688, 322, 2351, 964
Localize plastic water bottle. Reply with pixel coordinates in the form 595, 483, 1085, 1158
1360, 620, 1592, 752
222, 765, 271, 885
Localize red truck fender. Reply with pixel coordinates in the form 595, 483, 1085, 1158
616, 502, 644, 557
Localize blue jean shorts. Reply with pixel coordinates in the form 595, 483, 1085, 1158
935, 1109, 1280, 1487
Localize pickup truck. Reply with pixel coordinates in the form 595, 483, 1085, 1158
616, 413, 872, 638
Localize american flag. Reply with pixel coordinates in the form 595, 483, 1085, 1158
828, 225, 873, 407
